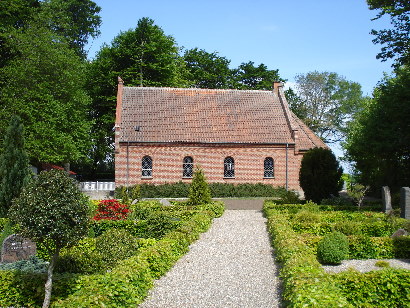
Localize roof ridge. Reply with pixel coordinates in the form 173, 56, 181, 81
123, 86, 273, 94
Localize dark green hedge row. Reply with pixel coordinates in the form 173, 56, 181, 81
0, 202, 224, 307
117, 182, 289, 198
264, 202, 410, 307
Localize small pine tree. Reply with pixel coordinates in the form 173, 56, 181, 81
188, 166, 212, 205
299, 147, 343, 203
0, 115, 31, 217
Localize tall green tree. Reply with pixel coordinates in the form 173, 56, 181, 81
344, 66, 410, 191
0, 23, 93, 169
183, 48, 233, 88
368, 0, 410, 67
288, 71, 364, 143
0, 116, 31, 217
9, 170, 89, 308
232, 61, 283, 90
84, 17, 187, 179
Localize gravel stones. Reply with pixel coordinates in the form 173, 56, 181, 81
140, 210, 282, 308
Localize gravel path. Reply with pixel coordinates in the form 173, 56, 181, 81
139, 210, 282, 308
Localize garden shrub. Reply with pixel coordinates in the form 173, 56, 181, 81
333, 269, 410, 307
293, 209, 321, 223
317, 232, 349, 264
333, 220, 362, 235
0, 256, 48, 274
145, 212, 181, 239
93, 199, 130, 221
299, 147, 343, 203
96, 229, 141, 269
187, 166, 212, 205
348, 235, 378, 259
56, 237, 103, 274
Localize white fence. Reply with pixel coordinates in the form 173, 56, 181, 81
80, 181, 115, 192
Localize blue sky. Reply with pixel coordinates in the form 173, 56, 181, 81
86, 0, 394, 96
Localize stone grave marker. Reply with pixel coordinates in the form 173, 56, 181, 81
400, 187, 410, 220
1, 234, 37, 264
160, 199, 172, 206
382, 186, 392, 213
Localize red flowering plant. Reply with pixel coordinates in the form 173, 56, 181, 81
93, 199, 130, 221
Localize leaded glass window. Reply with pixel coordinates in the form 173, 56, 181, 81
142, 156, 152, 177
264, 157, 274, 178
224, 157, 235, 178
183, 156, 193, 178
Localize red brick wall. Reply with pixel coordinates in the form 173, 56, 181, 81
115, 143, 304, 192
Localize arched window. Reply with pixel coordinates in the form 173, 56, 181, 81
142, 156, 152, 177
224, 157, 235, 178
264, 157, 274, 178
183, 156, 193, 178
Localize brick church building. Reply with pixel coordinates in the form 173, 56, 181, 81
114, 78, 326, 193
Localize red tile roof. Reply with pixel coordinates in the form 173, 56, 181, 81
116, 86, 326, 151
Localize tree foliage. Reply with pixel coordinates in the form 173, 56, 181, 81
0, 23, 93, 167
299, 147, 343, 203
83, 17, 187, 179
368, 0, 410, 67
288, 71, 364, 143
232, 61, 283, 90
184, 48, 232, 89
188, 166, 212, 205
344, 66, 410, 191
0, 116, 31, 217
9, 169, 89, 308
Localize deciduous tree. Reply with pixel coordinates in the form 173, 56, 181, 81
288, 71, 364, 143
84, 17, 187, 179
368, 0, 410, 67
344, 66, 410, 191
0, 23, 93, 169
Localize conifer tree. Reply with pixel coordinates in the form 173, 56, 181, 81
0, 115, 31, 217
188, 166, 212, 205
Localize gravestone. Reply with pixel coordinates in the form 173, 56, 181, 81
382, 186, 392, 213
400, 187, 410, 220
1, 234, 37, 264
160, 199, 172, 206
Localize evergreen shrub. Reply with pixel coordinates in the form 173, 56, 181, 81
299, 147, 343, 203
317, 232, 349, 264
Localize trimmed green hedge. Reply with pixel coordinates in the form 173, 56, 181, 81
0, 202, 224, 307
333, 269, 410, 307
264, 202, 410, 307
117, 182, 289, 198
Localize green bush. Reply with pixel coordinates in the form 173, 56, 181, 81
299, 147, 343, 203
333, 221, 362, 235
0, 256, 48, 274
317, 232, 349, 264
334, 269, 410, 307
187, 166, 212, 205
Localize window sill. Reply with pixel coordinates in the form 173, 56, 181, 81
263, 177, 275, 179
182, 177, 193, 179
223, 177, 235, 179
141, 177, 153, 180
